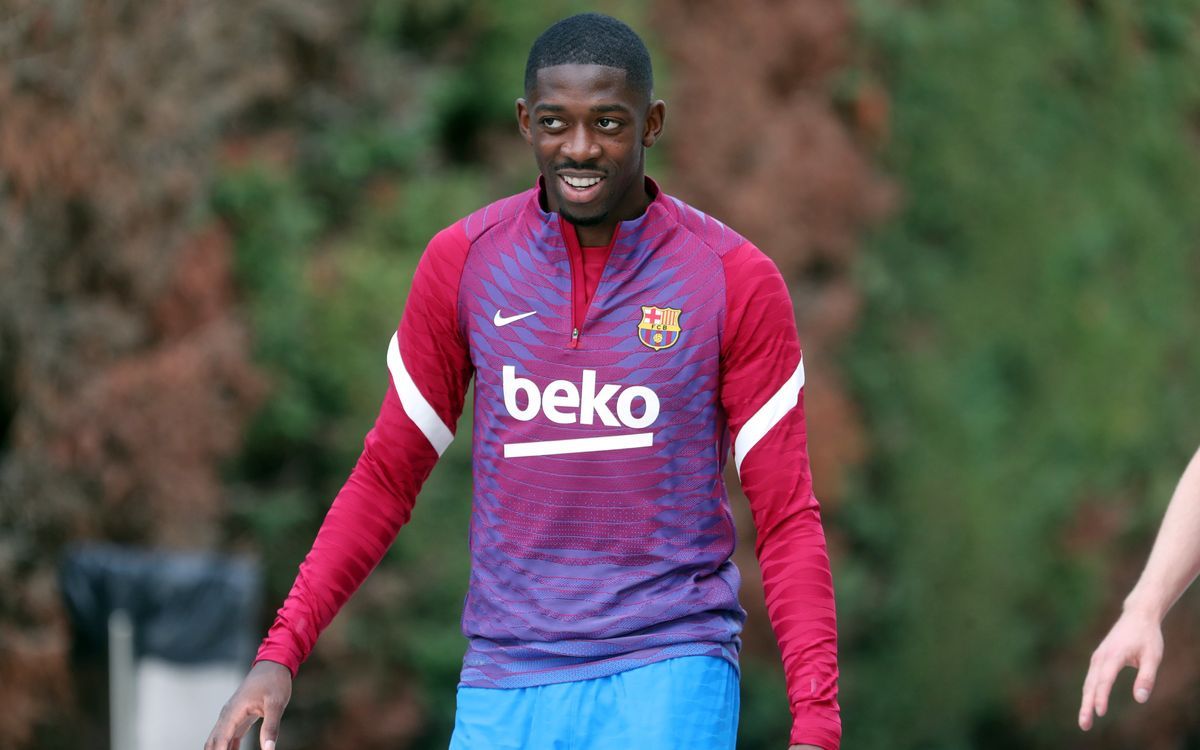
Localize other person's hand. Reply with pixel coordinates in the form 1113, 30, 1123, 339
1078, 609, 1163, 730
205, 660, 293, 750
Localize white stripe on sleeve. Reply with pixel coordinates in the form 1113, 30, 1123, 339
734, 358, 805, 477
386, 332, 454, 456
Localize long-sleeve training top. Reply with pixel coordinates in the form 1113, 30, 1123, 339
255, 178, 842, 749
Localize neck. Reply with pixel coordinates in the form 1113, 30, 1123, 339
573, 220, 620, 247
564, 175, 653, 246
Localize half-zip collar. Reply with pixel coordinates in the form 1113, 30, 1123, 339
532, 176, 670, 349
561, 216, 619, 348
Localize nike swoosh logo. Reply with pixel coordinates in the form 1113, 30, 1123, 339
493, 310, 538, 327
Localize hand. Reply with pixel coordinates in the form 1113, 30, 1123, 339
1078, 609, 1164, 730
205, 660, 293, 750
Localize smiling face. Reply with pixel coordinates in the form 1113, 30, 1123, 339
517, 64, 665, 245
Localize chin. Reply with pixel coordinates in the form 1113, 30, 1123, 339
560, 208, 609, 227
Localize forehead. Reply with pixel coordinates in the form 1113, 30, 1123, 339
529, 64, 640, 110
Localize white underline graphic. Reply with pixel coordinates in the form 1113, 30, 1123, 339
504, 432, 654, 458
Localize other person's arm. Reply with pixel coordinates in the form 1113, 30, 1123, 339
1078, 445, 1200, 731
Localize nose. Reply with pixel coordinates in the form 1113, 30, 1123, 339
561, 124, 601, 164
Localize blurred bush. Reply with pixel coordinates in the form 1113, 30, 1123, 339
840, 2, 1200, 748
7, 1, 1200, 748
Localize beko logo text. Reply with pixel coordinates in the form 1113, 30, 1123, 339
502, 366, 659, 428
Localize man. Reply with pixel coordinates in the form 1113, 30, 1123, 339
206, 13, 839, 750
1079, 445, 1200, 731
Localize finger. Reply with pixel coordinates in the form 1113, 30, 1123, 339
230, 711, 260, 749
1079, 659, 1099, 730
206, 705, 239, 750
260, 697, 286, 750
1134, 645, 1162, 703
210, 703, 257, 750
1092, 656, 1125, 719
207, 718, 239, 750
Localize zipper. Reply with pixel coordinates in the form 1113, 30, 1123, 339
566, 222, 586, 349
561, 216, 620, 350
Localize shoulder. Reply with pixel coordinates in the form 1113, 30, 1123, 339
721, 240, 784, 285
420, 187, 538, 267
658, 191, 748, 261
656, 191, 782, 289
460, 188, 539, 244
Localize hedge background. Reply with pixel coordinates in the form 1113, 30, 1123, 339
2, 1, 1198, 748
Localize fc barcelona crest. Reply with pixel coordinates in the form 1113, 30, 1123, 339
637, 305, 683, 351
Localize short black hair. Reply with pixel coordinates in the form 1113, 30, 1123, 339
524, 13, 653, 100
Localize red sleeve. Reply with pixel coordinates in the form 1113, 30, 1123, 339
720, 242, 841, 750
254, 223, 474, 675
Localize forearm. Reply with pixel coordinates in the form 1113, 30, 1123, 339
738, 388, 839, 748
256, 441, 427, 672
1123, 447, 1200, 621
258, 224, 473, 672
737, 379, 839, 747
755, 499, 840, 750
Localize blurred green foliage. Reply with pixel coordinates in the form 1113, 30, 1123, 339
842, 1, 1200, 747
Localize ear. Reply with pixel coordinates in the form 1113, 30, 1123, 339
642, 99, 666, 148
516, 98, 533, 145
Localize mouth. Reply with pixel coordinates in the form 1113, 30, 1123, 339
556, 171, 606, 205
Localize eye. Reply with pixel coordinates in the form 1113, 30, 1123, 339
540, 117, 566, 130
596, 117, 622, 132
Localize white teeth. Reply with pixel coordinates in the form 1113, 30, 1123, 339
562, 175, 602, 188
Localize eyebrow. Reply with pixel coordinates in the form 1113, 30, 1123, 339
533, 103, 633, 115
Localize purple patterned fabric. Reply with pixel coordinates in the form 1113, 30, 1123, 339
456, 185, 749, 688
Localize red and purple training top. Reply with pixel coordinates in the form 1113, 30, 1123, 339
255, 179, 841, 749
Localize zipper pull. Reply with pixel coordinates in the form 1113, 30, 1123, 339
569, 327, 580, 349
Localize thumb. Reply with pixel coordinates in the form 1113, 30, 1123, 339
1133, 649, 1162, 704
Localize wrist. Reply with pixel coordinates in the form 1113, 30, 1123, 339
251, 659, 296, 682
1122, 590, 1168, 623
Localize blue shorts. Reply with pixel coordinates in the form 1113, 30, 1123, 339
448, 656, 740, 750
